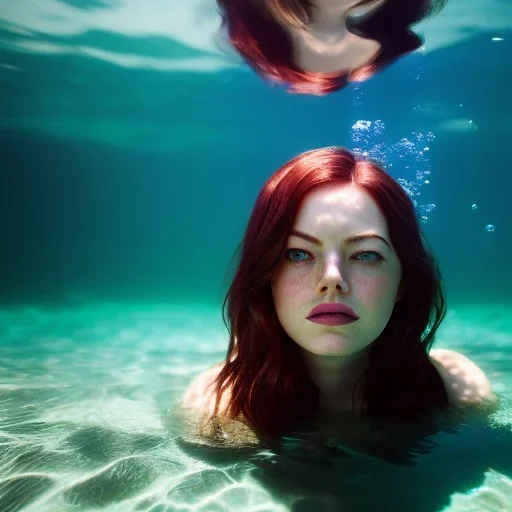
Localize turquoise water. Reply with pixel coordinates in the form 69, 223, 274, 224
0, 302, 511, 511
0, 0, 511, 511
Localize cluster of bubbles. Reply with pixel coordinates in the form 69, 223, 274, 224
349, 86, 496, 232
351, 119, 436, 223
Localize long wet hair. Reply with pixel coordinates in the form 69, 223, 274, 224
216, 0, 447, 94
211, 147, 449, 437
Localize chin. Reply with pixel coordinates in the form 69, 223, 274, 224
306, 334, 360, 356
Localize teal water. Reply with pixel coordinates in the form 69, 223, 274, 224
0, 0, 511, 511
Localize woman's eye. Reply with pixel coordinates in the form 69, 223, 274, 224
352, 251, 383, 263
285, 249, 311, 262
285, 249, 384, 264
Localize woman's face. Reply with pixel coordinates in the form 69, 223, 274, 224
271, 183, 404, 358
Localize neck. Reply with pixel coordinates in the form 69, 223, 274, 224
307, 0, 362, 28
301, 348, 370, 411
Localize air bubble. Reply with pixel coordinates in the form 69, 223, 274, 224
486, 224, 495, 232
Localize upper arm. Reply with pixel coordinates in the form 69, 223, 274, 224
429, 348, 498, 409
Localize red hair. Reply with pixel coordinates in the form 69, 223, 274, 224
212, 147, 448, 437
216, 0, 446, 95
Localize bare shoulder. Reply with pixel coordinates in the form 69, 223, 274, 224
180, 363, 260, 448
429, 348, 498, 408
181, 363, 231, 417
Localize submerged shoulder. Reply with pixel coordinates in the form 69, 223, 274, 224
429, 348, 498, 409
181, 363, 231, 417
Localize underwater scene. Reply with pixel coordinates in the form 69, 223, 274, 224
0, 0, 511, 511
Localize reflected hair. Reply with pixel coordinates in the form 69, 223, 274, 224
212, 147, 449, 437
216, 0, 447, 94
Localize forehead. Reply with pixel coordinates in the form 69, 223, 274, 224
293, 183, 389, 234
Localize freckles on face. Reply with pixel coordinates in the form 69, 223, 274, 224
274, 264, 399, 317
272, 266, 307, 308
353, 273, 398, 307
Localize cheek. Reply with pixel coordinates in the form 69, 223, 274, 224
272, 269, 310, 308
355, 274, 398, 305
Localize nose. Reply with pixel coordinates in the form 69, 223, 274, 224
317, 256, 350, 294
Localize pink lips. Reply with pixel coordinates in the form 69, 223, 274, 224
306, 302, 359, 326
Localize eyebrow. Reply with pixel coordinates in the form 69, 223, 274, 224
290, 229, 392, 250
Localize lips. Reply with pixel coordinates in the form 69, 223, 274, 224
307, 302, 359, 320
306, 302, 359, 326
307, 313, 358, 326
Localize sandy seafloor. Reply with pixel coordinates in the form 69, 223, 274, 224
0, 301, 511, 512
